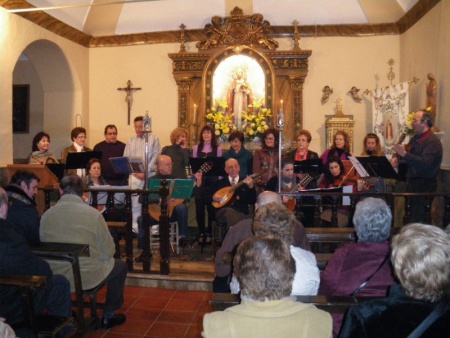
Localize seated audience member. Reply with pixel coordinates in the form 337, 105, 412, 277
230, 203, 319, 296
161, 127, 191, 179
135, 155, 201, 262
0, 188, 72, 330
40, 175, 127, 329
206, 158, 256, 229
93, 124, 128, 186
319, 197, 396, 337
203, 236, 331, 338
223, 130, 253, 177
5, 170, 41, 246
340, 223, 450, 338
213, 191, 310, 293
28, 131, 59, 164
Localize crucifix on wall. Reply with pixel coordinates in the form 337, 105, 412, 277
117, 80, 142, 125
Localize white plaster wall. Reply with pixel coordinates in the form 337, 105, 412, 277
88, 36, 400, 156
2, 4, 449, 168
0, 7, 89, 166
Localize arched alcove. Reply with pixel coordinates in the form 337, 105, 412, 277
12, 39, 77, 161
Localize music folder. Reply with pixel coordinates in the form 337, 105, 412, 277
46, 163, 65, 180
147, 179, 195, 200
294, 158, 323, 175
65, 151, 102, 169
355, 156, 398, 179
110, 156, 145, 174
189, 157, 226, 177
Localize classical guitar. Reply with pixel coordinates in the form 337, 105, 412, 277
284, 174, 313, 211
149, 161, 213, 220
212, 169, 267, 209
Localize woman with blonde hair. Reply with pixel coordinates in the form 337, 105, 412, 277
361, 133, 383, 156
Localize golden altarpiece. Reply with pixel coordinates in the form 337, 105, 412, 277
169, 7, 312, 146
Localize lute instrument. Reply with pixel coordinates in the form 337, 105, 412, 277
212, 169, 267, 209
149, 161, 213, 220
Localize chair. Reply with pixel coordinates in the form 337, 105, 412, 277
150, 221, 180, 254
81, 279, 107, 329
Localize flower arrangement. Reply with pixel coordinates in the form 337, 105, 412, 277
405, 112, 415, 135
241, 99, 273, 141
206, 99, 237, 139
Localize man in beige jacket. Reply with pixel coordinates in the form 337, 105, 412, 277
40, 175, 127, 329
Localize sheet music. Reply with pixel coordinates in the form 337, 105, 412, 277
348, 156, 370, 177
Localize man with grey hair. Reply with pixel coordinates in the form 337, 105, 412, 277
0, 188, 72, 332
340, 223, 450, 337
319, 197, 396, 337
40, 175, 128, 329
204, 236, 332, 338
213, 191, 310, 292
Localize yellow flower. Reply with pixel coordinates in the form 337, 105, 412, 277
215, 130, 220, 136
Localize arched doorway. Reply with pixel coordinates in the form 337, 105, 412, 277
13, 40, 76, 162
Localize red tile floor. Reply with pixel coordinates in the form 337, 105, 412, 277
84, 285, 213, 338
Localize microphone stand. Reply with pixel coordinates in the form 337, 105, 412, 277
277, 110, 284, 193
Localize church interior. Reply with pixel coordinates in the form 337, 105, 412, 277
1, 0, 450, 337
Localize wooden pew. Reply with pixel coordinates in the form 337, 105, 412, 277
305, 227, 357, 254
210, 293, 377, 314
0, 275, 74, 337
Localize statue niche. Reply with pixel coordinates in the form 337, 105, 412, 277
169, 7, 312, 145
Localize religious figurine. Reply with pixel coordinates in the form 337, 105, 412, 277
426, 73, 439, 131
348, 86, 362, 103
321, 86, 333, 104
227, 67, 253, 129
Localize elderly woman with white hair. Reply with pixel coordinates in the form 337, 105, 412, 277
319, 197, 396, 337
203, 236, 331, 338
340, 223, 450, 337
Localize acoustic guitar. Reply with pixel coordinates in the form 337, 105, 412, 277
284, 174, 313, 211
212, 169, 267, 209
149, 161, 213, 220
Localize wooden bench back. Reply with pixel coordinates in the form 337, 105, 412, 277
210, 293, 377, 314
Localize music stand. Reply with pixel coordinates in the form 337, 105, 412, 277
294, 159, 323, 175
65, 151, 102, 170
110, 157, 145, 174
355, 156, 398, 180
189, 157, 226, 177
46, 163, 65, 180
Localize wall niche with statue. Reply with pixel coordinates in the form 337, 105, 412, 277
169, 7, 311, 146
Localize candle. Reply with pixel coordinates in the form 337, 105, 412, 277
280, 99, 284, 114
193, 104, 198, 122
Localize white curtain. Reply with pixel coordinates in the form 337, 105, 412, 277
371, 82, 409, 158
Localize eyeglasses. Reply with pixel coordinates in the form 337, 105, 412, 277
76, 135, 86, 139
265, 137, 275, 141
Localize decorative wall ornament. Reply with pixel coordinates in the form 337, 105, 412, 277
196, 7, 279, 50
371, 82, 410, 157
321, 85, 333, 104
348, 86, 362, 103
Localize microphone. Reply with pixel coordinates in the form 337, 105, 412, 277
143, 113, 152, 133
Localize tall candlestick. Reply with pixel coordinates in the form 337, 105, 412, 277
193, 104, 198, 122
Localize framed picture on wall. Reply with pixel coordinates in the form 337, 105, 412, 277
13, 84, 30, 133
